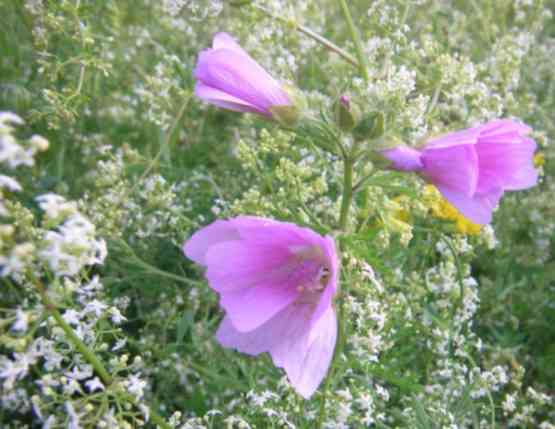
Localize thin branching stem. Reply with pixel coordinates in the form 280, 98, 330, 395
248, 3, 358, 67
33, 280, 172, 429
338, 0, 369, 81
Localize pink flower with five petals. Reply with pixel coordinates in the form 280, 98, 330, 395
381, 119, 538, 224
183, 216, 338, 398
194, 33, 291, 118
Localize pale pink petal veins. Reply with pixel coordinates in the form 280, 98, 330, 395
182, 219, 240, 265
195, 83, 266, 115
185, 216, 338, 398
212, 32, 248, 54
271, 305, 337, 399
476, 132, 538, 193
204, 240, 293, 292
216, 303, 337, 399
194, 34, 290, 116
421, 143, 479, 197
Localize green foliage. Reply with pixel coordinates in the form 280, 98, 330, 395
0, 0, 554, 428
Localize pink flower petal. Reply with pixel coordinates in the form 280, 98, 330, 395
381, 146, 423, 171
272, 306, 337, 399
216, 304, 337, 399
216, 315, 270, 355
473, 118, 532, 137
424, 127, 480, 150
212, 32, 248, 54
219, 279, 299, 332
421, 144, 479, 197
183, 219, 240, 265
437, 184, 504, 224
194, 48, 289, 116
195, 83, 266, 115
476, 136, 538, 192
204, 240, 292, 292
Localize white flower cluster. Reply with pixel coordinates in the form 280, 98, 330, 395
162, 0, 223, 20
0, 112, 48, 169
0, 113, 48, 217
38, 205, 107, 277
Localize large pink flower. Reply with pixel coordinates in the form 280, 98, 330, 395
183, 216, 338, 398
194, 33, 291, 118
381, 119, 538, 224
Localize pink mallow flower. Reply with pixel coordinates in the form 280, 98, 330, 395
381, 119, 538, 224
183, 216, 338, 398
194, 32, 291, 118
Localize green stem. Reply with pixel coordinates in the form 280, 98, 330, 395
444, 237, 465, 324
126, 95, 191, 201
36, 285, 172, 429
426, 83, 442, 117
338, 156, 354, 230
317, 154, 353, 427
316, 267, 347, 429
249, 3, 358, 67
466, 355, 496, 428
145, 408, 171, 429
41, 291, 113, 385
338, 0, 369, 81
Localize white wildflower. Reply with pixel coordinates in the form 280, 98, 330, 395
11, 309, 29, 332
36, 193, 78, 221
85, 377, 105, 392
0, 175, 22, 192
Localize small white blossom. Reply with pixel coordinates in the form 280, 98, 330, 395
11, 309, 30, 332
85, 377, 104, 392
0, 175, 22, 191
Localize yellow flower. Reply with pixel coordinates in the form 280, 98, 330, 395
391, 195, 410, 222
455, 215, 482, 235
422, 185, 481, 235
534, 152, 545, 167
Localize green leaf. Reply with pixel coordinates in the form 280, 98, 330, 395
176, 310, 194, 344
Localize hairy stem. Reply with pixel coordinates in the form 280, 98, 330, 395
128, 95, 191, 199
317, 152, 354, 427
338, 0, 369, 81
249, 3, 358, 67
338, 156, 354, 230
40, 289, 113, 385
36, 283, 172, 429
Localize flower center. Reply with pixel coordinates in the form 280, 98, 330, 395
286, 245, 331, 304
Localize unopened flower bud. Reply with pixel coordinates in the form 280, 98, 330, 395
333, 95, 358, 132
353, 111, 385, 141
269, 104, 300, 128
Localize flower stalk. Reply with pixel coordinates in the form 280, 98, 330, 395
49, 300, 113, 384
35, 282, 172, 429
317, 149, 354, 427
338, 156, 354, 230
248, 3, 358, 68
338, 0, 369, 81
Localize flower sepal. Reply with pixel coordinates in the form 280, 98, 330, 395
269, 105, 300, 128
352, 111, 385, 142
333, 95, 358, 132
